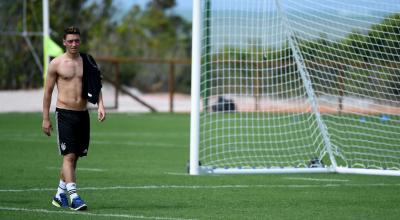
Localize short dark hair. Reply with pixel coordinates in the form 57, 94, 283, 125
63, 26, 80, 39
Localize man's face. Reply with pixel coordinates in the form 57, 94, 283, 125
63, 34, 81, 54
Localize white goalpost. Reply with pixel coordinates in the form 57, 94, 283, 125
190, 0, 400, 175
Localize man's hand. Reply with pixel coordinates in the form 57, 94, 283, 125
98, 106, 106, 122
42, 119, 53, 136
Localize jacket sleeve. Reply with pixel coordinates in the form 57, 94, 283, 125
81, 53, 103, 104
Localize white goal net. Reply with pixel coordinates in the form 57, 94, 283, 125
190, 0, 400, 175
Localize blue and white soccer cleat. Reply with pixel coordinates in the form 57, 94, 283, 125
70, 196, 88, 211
52, 193, 69, 208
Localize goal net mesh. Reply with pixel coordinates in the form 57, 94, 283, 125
198, 0, 400, 171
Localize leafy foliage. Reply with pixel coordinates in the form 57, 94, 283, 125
0, 1, 398, 96
208, 13, 400, 100
0, 0, 191, 90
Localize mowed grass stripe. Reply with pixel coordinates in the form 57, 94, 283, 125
0, 137, 183, 148
0, 206, 195, 220
1, 113, 400, 220
1, 182, 400, 192
0, 131, 188, 138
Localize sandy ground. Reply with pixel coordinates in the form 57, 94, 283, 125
0, 85, 191, 113
1, 85, 399, 114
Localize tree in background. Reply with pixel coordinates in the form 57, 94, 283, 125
3, 1, 395, 94
49, 0, 116, 54
0, 0, 116, 89
89, 0, 192, 90
0, 1, 43, 89
0, 0, 191, 91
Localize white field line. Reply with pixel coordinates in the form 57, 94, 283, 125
0, 206, 195, 220
163, 172, 222, 176
92, 131, 188, 138
92, 140, 180, 148
164, 172, 188, 176
284, 177, 350, 182
1, 183, 399, 193
46, 167, 106, 172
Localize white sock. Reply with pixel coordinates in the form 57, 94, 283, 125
56, 180, 66, 199
66, 182, 79, 201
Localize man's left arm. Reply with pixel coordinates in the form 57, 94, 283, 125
97, 91, 106, 122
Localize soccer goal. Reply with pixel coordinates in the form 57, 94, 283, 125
190, 0, 400, 176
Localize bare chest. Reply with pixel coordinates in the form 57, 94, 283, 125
57, 59, 83, 80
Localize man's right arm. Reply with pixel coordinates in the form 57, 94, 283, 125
42, 60, 58, 136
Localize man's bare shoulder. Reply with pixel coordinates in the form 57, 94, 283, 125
49, 53, 67, 67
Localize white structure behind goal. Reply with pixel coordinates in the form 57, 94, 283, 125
190, 0, 400, 176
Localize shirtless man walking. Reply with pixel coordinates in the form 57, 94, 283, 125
42, 26, 105, 211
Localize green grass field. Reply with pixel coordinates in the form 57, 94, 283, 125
0, 112, 399, 220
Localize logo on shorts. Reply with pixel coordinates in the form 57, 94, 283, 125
83, 149, 88, 154
60, 142, 66, 151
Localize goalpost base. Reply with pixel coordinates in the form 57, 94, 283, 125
199, 167, 334, 175
335, 167, 400, 177
197, 166, 400, 176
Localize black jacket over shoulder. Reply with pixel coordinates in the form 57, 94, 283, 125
81, 53, 102, 104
